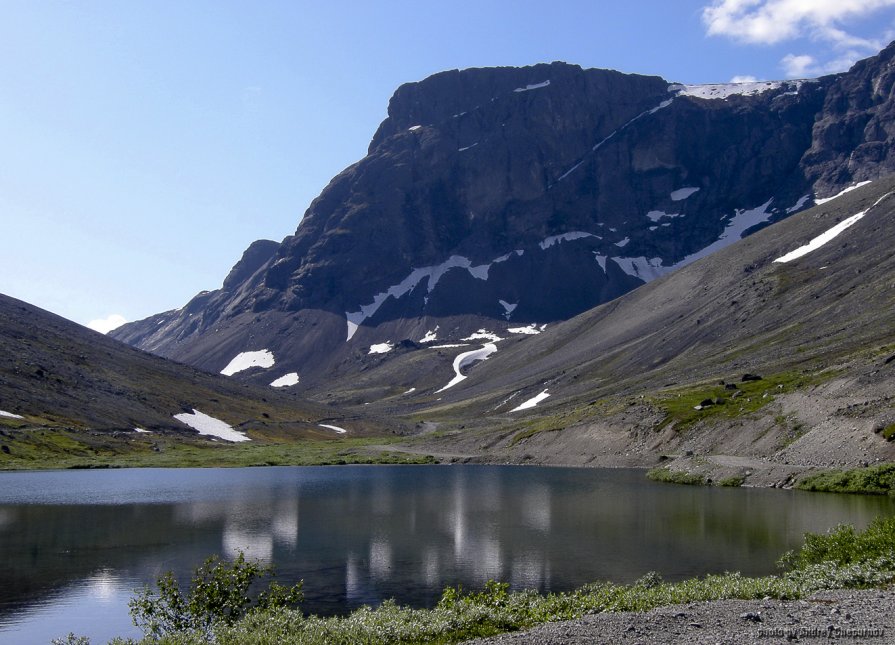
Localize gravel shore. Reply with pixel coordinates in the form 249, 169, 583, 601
468, 589, 895, 644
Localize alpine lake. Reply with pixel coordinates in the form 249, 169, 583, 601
1, 464, 893, 644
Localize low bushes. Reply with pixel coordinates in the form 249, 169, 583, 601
85, 516, 895, 645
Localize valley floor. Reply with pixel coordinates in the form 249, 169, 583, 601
368, 368, 895, 491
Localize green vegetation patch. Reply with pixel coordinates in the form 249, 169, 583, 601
779, 515, 895, 570
652, 371, 822, 432
718, 475, 745, 487
75, 518, 895, 645
0, 429, 436, 471
881, 423, 895, 441
795, 463, 895, 496
646, 466, 706, 486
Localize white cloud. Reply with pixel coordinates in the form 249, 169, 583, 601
730, 75, 759, 82
702, 1, 895, 77
781, 50, 870, 77
703, 0, 895, 45
780, 53, 816, 77
86, 314, 127, 334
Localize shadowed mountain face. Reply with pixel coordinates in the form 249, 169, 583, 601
113, 43, 895, 389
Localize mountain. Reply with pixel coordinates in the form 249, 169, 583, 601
113, 42, 895, 395
0, 293, 392, 467
362, 176, 895, 482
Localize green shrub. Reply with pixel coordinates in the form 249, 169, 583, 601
129, 552, 303, 639
646, 466, 705, 486
795, 463, 895, 495
778, 516, 895, 571
114, 519, 895, 644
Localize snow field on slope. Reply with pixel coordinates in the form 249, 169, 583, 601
510, 389, 550, 412
270, 372, 300, 387
221, 350, 275, 376
173, 409, 250, 442
774, 192, 891, 263
369, 342, 394, 354
437, 343, 498, 392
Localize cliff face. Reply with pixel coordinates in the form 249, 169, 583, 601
112, 44, 895, 387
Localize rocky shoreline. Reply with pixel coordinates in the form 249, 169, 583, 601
468, 589, 895, 644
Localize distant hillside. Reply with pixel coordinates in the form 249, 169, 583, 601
0, 293, 406, 468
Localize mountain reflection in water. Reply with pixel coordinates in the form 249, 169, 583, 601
0, 465, 893, 644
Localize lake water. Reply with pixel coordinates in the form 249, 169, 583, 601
1, 465, 893, 644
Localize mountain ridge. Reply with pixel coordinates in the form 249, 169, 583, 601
112, 43, 895, 396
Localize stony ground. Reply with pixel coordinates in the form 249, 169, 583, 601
467, 589, 895, 644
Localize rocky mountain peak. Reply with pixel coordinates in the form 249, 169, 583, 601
113, 43, 895, 390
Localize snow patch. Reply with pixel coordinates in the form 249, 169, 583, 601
345, 255, 493, 340
593, 253, 608, 271
646, 210, 683, 222
554, 95, 678, 184
672, 81, 793, 100
670, 187, 700, 201
670, 198, 775, 269
0, 410, 24, 419
539, 231, 598, 250
408, 125, 422, 131
133, 428, 151, 434
614, 237, 630, 248
510, 389, 550, 412
220, 350, 275, 376
468, 263, 491, 280
429, 344, 469, 349
612, 256, 667, 281
815, 181, 873, 205
508, 324, 541, 335
462, 329, 502, 342
270, 372, 300, 387
369, 342, 394, 355
437, 343, 498, 392
346, 319, 360, 342
774, 192, 890, 263
786, 195, 810, 213
649, 98, 674, 114
592, 96, 675, 155
556, 161, 584, 182
319, 424, 347, 434
513, 80, 550, 93
402, 388, 416, 395
603, 198, 778, 284
458, 142, 478, 152
420, 328, 438, 343
173, 409, 250, 443
499, 300, 518, 319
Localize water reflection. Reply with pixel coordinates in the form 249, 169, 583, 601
0, 465, 893, 644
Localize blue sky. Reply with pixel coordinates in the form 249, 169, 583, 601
2, 0, 894, 331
